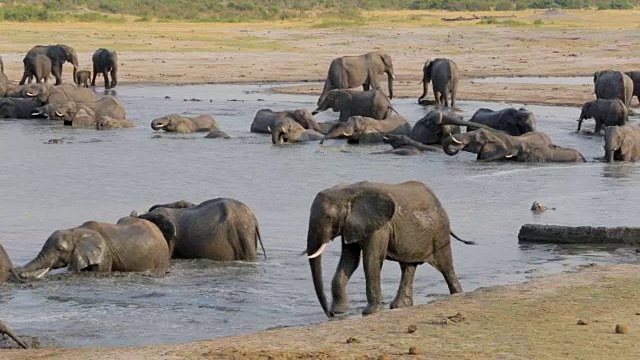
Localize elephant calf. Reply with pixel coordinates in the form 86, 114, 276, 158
484, 143, 586, 163
604, 124, 640, 162
151, 114, 219, 133
469, 107, 536, 136
322, 115, 411, 144
312, 89, 394, 122
271, 117, 323, 144
75, 70, 91, 88
578, 98, 627, 134
97, 116, 135, 130
250, 108, 322, 134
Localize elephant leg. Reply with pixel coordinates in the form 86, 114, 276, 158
361, 233, 389, 315
91, 67, 98, 87
594, 120, 603, 134
330, 243, 361, 315
53, 65, 62, 85
19, 71, 28, 85
450, 84, 457, 107
103, 71, 110, 89
442, 91, 449, 107
430, 246, 462, 294
390, 263, 417, 309
338, 109, 351, 122
433, 91, 441, 106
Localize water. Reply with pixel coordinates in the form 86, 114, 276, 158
0, 83, 638, 348
473, 76, 593, 85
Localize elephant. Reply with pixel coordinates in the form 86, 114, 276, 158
250, 108, 323, 134
0, 54, 3, 73
374, 134, 441, 155
96, 116, 135, 130
22, 54, 52, 84
443, 128, 554, 160
0, 320, 28, 349
482, 142, 586, 163
604, 125, 640, 162
13, 217, 171, 279
91, 48, 118, 89
577, 98, 627, 134
312, 89, 394, 123
0, 98, 43, 119
20, 83, 96, 105
137, 198, 266, 261
151, 114, 218, 133
418, 58, 459, 107
593, 70, 634, 108
321, 115, 411, 144
624, 71, 640, 105
20, 45, 78, 86
0, 71, 9, 97
468, 107, 536, 136
271, 117, 324, 144
204, 130, 230, 139
304, 181, 475, 317
317, 51, 394, 106
45, 97, 127, 126
75, 70, 91, 88
0, 242, 13, 284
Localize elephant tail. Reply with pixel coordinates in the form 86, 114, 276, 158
256, 226, 267, 260
451, 231, 476, 245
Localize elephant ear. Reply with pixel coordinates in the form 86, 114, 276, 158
621, 136, 634, 156
68, 231, 108, 272
138, 212, 177, 243
334, 91, 352, 111
343, 191, 395, 244
593, 71, 600, 83
423, 60, 433, 83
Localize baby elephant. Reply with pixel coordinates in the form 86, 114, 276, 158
75, 70, 91, 88
151, 114, 219, 133
271, 117, 323, 144
604, 124, 640, 162
321, 115, 411, 144
312, 89, 394, 122
578, 98, 627, 134
97, 116, 135, 130
494, 143, 586, 163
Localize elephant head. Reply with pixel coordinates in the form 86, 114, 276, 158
21, 83, 50, 103
312, 90, 351, 116
151, 114, 182, 131
48, 101, 78, 121
271, 117, 305, 144
288, 109, 322, 132
370, 52, 394, 100
59, 44, 79, 83
418, 59, 433, 101
577, 101, 594, 131
443, 128, 507, 157
604, 126, 626, 162
137, 208, 179, 255
321, 117, 359, 143
512, 108, 536, 134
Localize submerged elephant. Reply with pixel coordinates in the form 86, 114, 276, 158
96, 116, 135, 130
137, 198, 266, 261
92, 48, 118, 89
624, 71, 640, 105
469, 107, 536, 136
321, 115, 411, 144
483, 142, 586, 163
317, 51, 394, 106
204, 129, 230, 139
409, 110, 492, 145
20, 83, 96, 105
0, 320, 28, 349
375, 134, 441, 156
305, 181, 474, 317
313, 89, 394, 122
75, 70, 91, 88
151, 114, 218, 133
20, 44, 79, 86
577, 98, 627, 134
604, 125, 640, 162
14, 217, 171, 279
271, 117, 323, 144
443, 128, 553, 160
418, 58, 459, 107
22, 54, 51, 84
594, 70, 634, 108
250, 108, 322, 134
0, 98, 43, 119
45, 97, 126, 127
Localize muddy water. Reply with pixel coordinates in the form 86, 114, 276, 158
0, 83, 638, 348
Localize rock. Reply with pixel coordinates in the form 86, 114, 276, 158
408, 346, 420, 355
577, 320, 588, 325
346, 337, 361, 344
447, 312, 466, 323
615, 324, 629, 334
407, 324, 417, 333
377, 354, 391, 360
518, 224, 640, 245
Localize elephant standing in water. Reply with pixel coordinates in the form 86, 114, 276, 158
418, 58, 459, 107
22, 54, 51, 84
91, 48, 118, 89
594, 70, 634, 108
577, 99, 627, 134
625, 71, 640, 105
482, 142, 586, 163
75, 70, 91, 88
305, 181, 475, 317
442, 128, 553, 160
317, 51, 394, 106
321, 115, 411, 144
151, 114, 219, 133
469, 107, 536, 136
137, 198, 266, 261
313, 89, 394, 122
20, 45, 79, 86
271, 117, 323, 144
250, 108, 323, 134
604, 125, 640, 162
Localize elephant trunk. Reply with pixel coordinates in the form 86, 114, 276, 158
271, 129, 284, 144
605, 150, 614, 163
0, 321, 28, 349
441, 117, 502, 133
14, 252, 52, 279
418, 77, 428, 101
442, 136, 462, 156
151, 119, 166, 131
387, 72, 394, 100
309, 256, 331, 317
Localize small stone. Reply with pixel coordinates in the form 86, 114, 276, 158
346, 337, 360, 344
407, 324, 417, 333
377, 354, 391, 360
636, 312, 640, 316
615, 324, 629, 334
577, 320, 588, 325
408, 346, 420, 355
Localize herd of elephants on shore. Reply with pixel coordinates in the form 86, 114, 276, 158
0, 45, 639, 348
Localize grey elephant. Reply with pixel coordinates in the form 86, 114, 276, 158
577, 98, 627, 134
604, 125, 640, 162
271, 117, 324, 144
137, 198, 266, 261
0, 98, 43, 119
20, 83, 96, 105
0, 320, 28, 349
204, 130, 230, 139
313, 89, 394, 122
14, 217, 171, 280
151, 114, 218, 133
624, 71, 640, 105
317, 51, 394, 106
20, 44, 79, 86
468, 107, 536, 136
409, 110, 464, 145
443, 128, 553, 160
305, 181, 474, 317
75, 70, 91, 88
96, 116, 135, 130
418, 58, 459, 107
45, 97, 127, 126
482, 142, 586, 163
91, 48, 118, 89
374, 134, 440, 155
321, 115, 411, 144
594, 70, 634, 108
250, 108, 323, 134
22, 54, 51, 84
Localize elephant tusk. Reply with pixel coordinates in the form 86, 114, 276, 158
156, 123, 166, 128
31, 112, 40, 116
282, 128, 287, 134
26, 92, 35, 97
307, 243, 328, 259
438, 112, 443, 124
267, 126, 271, 132
391, 74, 396, 79
342, 132, 349, 137
451, 136, 462, 144
55, 111, 64, 117
34, 267, 50, 279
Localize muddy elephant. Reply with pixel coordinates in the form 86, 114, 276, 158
75, 70, 91, 88
469, 107, 536, 136
137, 198, 266, 261
250, 108, 322, 134
96, 116, 135, 130
91, 48, 118, 89
151, 114, 218, 133
14, 217, 170, 279
0, 320, 28, 349
22, 54, 51, 84
321, 115, 411, 144
624, 71, 640, 105
604, 125, 640, 162
375, 134, 441, 155
483, 142, 586, 163
594, 70, 634, 108
20, 45, 78, 86
271, 117, 324, 144
0, 98, 43, 119
443, 128, 553, 160
577, 98, 627, 134
317, 51, 394, 106
418, 58, 459, 107
20, 83, 96, 105
45, 97, 127, 127
304, 181, 474, 317
313, 89, 394, 122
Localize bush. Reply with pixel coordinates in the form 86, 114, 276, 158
494, 0, 515, 10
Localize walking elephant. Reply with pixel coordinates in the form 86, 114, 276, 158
482, 142, 586, 163
594, 70, 634, 108
317, 51, 394, 106
22, 54, 51, 84
96, 116, 135, 130
604, 125, 640, 162
0, 320, 28, 349
250, 108, 322, 134
321, 115, 411, 144
418, 58, 459, 107
0, 98, 43, 119
75, 70, 91, 88
45, 97, 126, 127
578, 98, 628, 134
20, 45, 78, 86
151, 114, 218, 133
442, 128, 553, 160
624, 71, 640, 105
313, 89, 394, 122
13, 217, 170, 279
469, 107, 536, 136
304, 181, 474, 317
91, 48, 118, 89
271, 117, 323, 144
137, 198, 266, 261
20, 83, 96, 105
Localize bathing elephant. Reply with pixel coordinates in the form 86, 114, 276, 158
20, 44, 78, 86
22, 54, 51, 84
45, 97, 127, 126
0, 98, 43, 119
483, 142, 586, 163
91, 48, 118, 89
409, 110, 469, 145
442, 128, 553, 160
468, 107, 536, 136
594, 70, 634, 108
604, 125, 640, 162
624, 71, 640, 105
20, 83, 96, 105
137, 198, 266, 261
250, 108, 322, 134
0, 320, 28, 349
304, 181, 474, 317
418, 58, 459, 107
375, 134, 441, 155
317, 51, 394, 106
13, 217, 170, 279
577, 98, 627, 134
321, 115, 411, 144
313, 89, 394, 123
271, 117, 324, 144
75, 70, 91, 88
151, 114, 218, 133
96, 116, 135, 130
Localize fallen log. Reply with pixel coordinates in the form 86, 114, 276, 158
441, 14, 516, 22
518, 224, 640, 245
